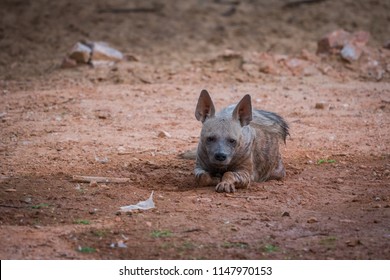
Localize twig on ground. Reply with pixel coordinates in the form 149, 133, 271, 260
0, 204, 27, 209
72, 175, 130, 183
226, 195, 269, 200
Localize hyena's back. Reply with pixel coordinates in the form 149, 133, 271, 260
252, 109, 289, 143
250, 109, 289, 182
221, 105, 289, 142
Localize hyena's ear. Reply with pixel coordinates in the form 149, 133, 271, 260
195, 89, 216, 123
232, 94, 252, 126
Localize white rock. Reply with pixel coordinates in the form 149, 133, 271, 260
158, 130, 171, 138
91, 42, 123, 63
68, 42, 92, 63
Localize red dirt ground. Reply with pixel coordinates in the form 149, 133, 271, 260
0, 0, 389, 259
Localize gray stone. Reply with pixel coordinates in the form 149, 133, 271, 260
68, 42, 91, 63
91, 42, 123, 63
317, 29, 351, 54
341, 42, 364, 62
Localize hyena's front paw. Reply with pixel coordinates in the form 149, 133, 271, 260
215, 181, 236, 193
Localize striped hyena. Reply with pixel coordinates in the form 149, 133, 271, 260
194, 89, 289, 193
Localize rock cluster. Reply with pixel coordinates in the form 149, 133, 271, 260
317, 29, 370, 62
316, 29, 389, 80
62, 41, 123, 68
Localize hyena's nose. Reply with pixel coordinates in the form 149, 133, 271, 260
215, 153, 227, 162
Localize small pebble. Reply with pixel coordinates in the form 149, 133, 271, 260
117, 240, 127, 248
282, 211, 290, 217
89, 181, 98, 187
345, 239, 361, 247
315, 102, 326, 109
231, 226, 239, 231
23, 197, 32, 204
158, 130, 171, 138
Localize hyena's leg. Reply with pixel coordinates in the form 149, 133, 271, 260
195, 168, 220, 186
268, 157, 286, 181
215, 170, 251, 193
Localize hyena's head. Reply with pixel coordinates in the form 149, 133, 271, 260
195, 89, 252, 167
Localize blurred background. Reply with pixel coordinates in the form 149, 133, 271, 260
1, 0, 389, 79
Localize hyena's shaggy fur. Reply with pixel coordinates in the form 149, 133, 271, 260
194, 89, 289, 193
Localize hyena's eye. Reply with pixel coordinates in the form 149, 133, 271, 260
206, 136, 216, 143
228, 138, 237, 145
